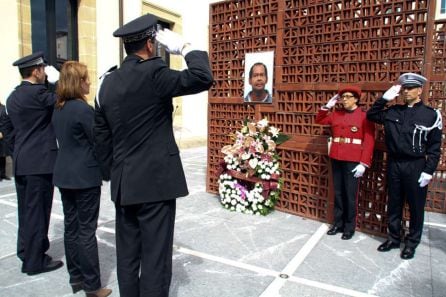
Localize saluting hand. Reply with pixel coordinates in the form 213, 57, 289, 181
323, 94, 340, 110
45, 65, 60, 84
351, 164, 366, 178
382, 85, 401, 101
156, 29, 190, 56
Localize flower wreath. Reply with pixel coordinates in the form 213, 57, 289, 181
218, 118, 289, 215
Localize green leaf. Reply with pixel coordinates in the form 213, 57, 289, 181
275, 133, 290, 145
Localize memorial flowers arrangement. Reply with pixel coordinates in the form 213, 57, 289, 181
218, 118, 289, 215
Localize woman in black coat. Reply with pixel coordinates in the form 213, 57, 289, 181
52, 61, 111, 297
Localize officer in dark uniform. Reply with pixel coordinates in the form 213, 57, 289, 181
367, 73, 442, 259
94, 14, 213, 297
1, 52, 63, 274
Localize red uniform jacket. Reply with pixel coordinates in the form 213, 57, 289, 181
316, 107, 375, 167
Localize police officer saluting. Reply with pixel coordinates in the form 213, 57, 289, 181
1, 52, 63, 274
94, 14, 213, 297
367, 73, 442, 259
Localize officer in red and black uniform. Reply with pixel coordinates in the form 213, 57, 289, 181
367, 73, 442, 259
316, 86, 375, 240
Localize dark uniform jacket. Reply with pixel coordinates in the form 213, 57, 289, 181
0, 104, 10, 157
94, 51, 213, 205
52, 99, 102, 189
316, 107, 375, 167
367, 98, 442, 174
3, 81, 57, 175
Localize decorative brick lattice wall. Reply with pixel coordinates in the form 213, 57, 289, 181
207, 0, 445, 236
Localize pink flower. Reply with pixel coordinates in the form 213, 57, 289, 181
235, 183, 247, 200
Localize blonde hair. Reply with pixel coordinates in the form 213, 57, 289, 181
56, 61, 89, 109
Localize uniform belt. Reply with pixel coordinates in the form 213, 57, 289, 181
332, 137, 362, 144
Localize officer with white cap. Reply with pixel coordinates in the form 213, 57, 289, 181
94, 13, 213, 297
0, 51, 63, 275
367, 73, 442, 260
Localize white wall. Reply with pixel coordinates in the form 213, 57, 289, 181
123, 0, 142, 24
180, 1, 212, 137
96, 0, 121, 76
0, 3, 20, 104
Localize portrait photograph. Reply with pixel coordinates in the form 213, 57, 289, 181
243, 51, 274, 104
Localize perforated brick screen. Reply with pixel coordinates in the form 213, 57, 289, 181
207, 0, 446, 236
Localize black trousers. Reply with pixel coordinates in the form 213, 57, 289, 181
0, 156, 6, 178
59, 187, 101, 291
387, 157, 427, 248
331, 159, 360, 233
15, 174, 54, 273
115, 199, 176, 297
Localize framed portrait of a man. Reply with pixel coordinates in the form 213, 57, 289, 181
243, 51, 274, 104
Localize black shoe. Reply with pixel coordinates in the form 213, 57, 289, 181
1, 176, 11, 180
400, 246, 416, 260
327, 225, 343, 235
377, 240, 400, 252
341, 231, 354, 240
27, 260, 64, 275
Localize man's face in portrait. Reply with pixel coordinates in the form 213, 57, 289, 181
249, 64, 268, 93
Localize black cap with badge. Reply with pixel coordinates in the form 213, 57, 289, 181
113, 13, 158, 43
13, 51, 47, 69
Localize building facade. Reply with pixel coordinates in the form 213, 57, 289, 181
0, 0, 218, 147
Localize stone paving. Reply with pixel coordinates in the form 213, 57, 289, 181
0, 146, 445, 297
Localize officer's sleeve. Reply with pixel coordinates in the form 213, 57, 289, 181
153, 50, 213, 98
315, 108, 332, 125
360, 118, 376, 167
37, 86, 57, 108
424, 123, 442, 175
366, 97, 388, 124
93, 101, 112, 181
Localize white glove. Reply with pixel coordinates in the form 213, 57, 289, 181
45, 65, 60, 84
351, 164, 366, 178
418, 172, 432, 187
156, 28, 189, 56
323, 94, 340, 109
382, 85, 401, 101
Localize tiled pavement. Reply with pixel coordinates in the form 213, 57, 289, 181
0, 146, 445, 297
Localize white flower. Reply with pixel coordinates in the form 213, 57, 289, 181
257, 118, 269, 130
241, 152, 251, 160
269, 126, 280, 137
248, 158, 258, 169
